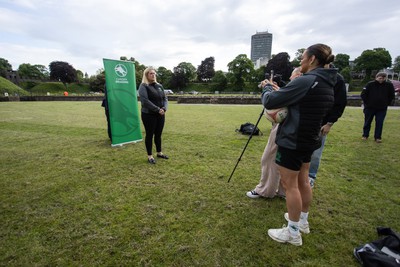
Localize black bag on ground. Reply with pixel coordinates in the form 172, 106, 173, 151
354, 227, 400, 267
236, 122, 260, 136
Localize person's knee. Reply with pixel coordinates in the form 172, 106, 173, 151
280, 175, 298, 191
280, 178, 289, 191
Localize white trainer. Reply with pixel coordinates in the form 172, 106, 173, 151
268, 225, 302, 246
246, 190, 261, 199
284, 213, 310, 234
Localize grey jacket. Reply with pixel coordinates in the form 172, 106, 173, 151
138, 82, 168, 114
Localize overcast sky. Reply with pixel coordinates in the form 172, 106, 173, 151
1, 0, 400, 76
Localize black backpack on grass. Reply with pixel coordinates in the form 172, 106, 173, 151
236, 122, 260, 136
354, 227, 400, 267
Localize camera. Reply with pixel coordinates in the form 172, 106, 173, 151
266, 73, 286, 87
259, 73, 285, 88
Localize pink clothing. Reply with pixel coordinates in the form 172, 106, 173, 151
254, 123, 285, 197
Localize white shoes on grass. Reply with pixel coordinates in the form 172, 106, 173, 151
268, 213, 311, 246
268, 226, 302, 246
246, 190, 261, 198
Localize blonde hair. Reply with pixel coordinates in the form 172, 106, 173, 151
141, 67, 157, 84
290, 67, 302, 80
292, 67, 301, 76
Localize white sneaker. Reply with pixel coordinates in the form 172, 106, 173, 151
246, 190, 261, 199
268, 225, 302, 246
284, 213, 310, 234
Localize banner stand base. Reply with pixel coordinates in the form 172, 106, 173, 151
111, 139, 142, 147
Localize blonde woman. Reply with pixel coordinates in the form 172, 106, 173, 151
138, 67, 169, 164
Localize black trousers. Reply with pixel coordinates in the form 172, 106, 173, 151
362, 107, 387, 140
141, 112, 165, 155
105, 109, 112, 141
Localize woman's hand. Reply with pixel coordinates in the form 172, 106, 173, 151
159, 108, 165, 115
261, 79, 280, 91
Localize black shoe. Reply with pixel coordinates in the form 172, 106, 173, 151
157, 154, 169, 159
148, 158, 156, 164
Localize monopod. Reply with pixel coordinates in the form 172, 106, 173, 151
227, 108, 265, 183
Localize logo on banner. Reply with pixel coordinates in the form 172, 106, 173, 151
115, 64, 127, 77
114, 64, 129, 84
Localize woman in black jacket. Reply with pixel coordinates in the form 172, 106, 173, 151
262, 44, 336, 246
138, 67, 169, 164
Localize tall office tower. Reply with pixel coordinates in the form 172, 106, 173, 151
251, 31, 273, 66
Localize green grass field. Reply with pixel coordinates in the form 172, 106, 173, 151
1, 102, 399, 266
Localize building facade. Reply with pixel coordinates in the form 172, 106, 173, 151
5, 70, 20, 85
251, 31, 273, 66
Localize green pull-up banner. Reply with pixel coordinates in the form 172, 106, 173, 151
103, 58, 142, 147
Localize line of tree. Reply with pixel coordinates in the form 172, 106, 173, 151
1, 47, 399, 93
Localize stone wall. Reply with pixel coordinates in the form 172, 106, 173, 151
1, 95, 398, 106
176, 96, 399, 106
177, 96, 261, 105
0, 96, 103, 102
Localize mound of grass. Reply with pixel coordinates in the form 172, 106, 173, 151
67, 82, 91, 93
19, 81, 42, 91
0, 77, 29, 96
31, 81, 65, 95
31, 82, 90, 95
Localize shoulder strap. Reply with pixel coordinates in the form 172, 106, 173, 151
377, 227, 400, 242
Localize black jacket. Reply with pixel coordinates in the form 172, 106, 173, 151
262, 68, 336, 151
138, 82, 168, 114
322, 73, 347, 125
361, 80, 395, 109
101, 86, 109, 110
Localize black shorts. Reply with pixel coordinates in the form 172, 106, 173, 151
275, 146, 314, 171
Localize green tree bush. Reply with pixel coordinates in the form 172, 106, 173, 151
171, 62, 196, 90
354, 48, 392, 80
197, 57, 215, 82
290, 48, 305, 67
211, 70, 228, 91
0, 58, 12, 78
49, 61, 77, 90
18, 63, 49, 80
393, 56, 400, 73
89, 71, 105, 92
334, 53, 350, 71
156, 67, 173, 89
340, 67, 352, 84
227, 54, 254, 91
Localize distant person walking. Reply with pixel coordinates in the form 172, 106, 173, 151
138, 67, 169, 164
361, 72, 395, 143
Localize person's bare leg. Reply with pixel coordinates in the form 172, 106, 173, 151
278, 166, 301, 222
268, 165, 302, 246
298, 162, 312, 212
